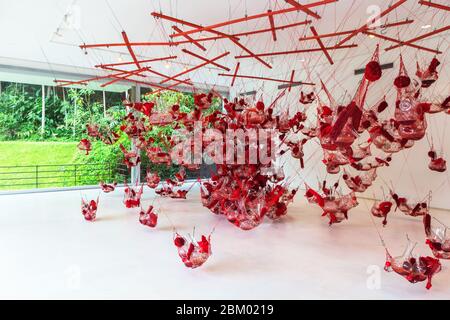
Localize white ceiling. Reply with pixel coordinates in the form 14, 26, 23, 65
0, 0, 448, 91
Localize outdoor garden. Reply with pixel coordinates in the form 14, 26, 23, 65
0, 81, 218, 190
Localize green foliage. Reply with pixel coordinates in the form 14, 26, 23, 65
0, 83, 41, 140
143, 90, 222, 114
0, 82, 124, 141
143, 90, 195, 112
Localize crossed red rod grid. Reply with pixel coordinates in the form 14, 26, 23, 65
297, 18, 442, 55
74, 2, 336, 87
80, 20, 312, 49
57, 30, 192, 88
54, 68, 144, 87
167, 0, 337, 39
59, 0, 447, 91
151, 12, 272, 69
95, 55, 177, 69
98, 60, 193, 87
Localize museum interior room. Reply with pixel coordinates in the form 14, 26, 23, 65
0, 0, 449, 300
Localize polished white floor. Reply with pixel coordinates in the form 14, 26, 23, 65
0, 185, 449, 300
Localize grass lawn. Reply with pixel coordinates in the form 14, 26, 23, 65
0, 141, 85, 190
0, 141, 78, 166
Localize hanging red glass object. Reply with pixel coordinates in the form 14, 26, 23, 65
146, 146, 172, 165
371, 200, 393, 226
364, 53, 382, 82
416, 58, 440, 88
264, 186, 298, 220
139, 205, 158, 228
391, 191, 429, 217
394, 57, 427, 141
370, 200, 392, 226
129, 101, 155, 117
424, 214, 450, 259
146, 170, 161, 188
100, 130, 120, 145
100, 181, 117, 193
394, 75, 411, 89
174, 233, 212, 268
427, 148, 447, 172
77, 139, 92, 155
81, 196, 99, 221
342, 168, 377, 192
119, 144, 141, 169
429, 157, 447, 172
385, 237, 441, 289
322, 149, 350, 174
86, 124, 101, 138
123, 181, 144, 208
305, 184, 358, 225
300, 91, 315, 104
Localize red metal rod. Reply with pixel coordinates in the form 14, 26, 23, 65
144, 68, 193, 86
122, 31, 140, 68
310, 26, 333, 65
385, 25, 450, 51
288, 70, 295, 92
299, 19, 413, 41
419, 0, 450, 12
377, 19, 414, 28
95, 56, 177, 68
166, 0, 336, 39
150, 79, 190, 95
301, 29, 354, 42
98, 66, 147, 77
160, 52, 230, 84
101, 68, 149, 88
336, 0, 408, 46
236, 19, 311, 37
230, 62, 240, 87
56, 69, 181, 92
175, 20, 311, 44
267, 10, 277, 41
172, 26, 206, 51
182, 49, 230, 71
55, 80, 89, 87
285, 0, 321, 19
218, 73, 315, 85
363, 31, 441, 54
125, 78, 180, 92
55, 69, 134, 87
235, 44, 357, 58
80, 41, 177, 49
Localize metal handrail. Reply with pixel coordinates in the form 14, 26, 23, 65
0, 162, 128, 190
